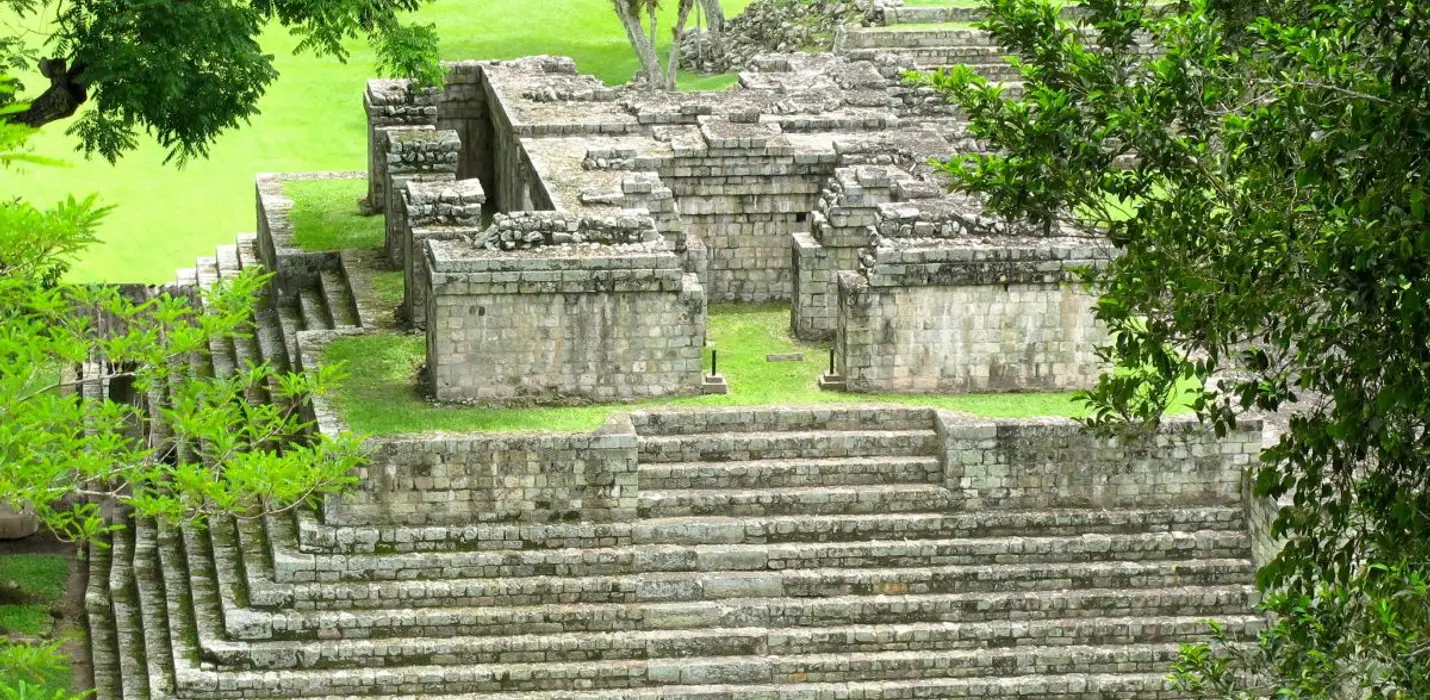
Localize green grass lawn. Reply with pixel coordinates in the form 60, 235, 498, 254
0, 555, 77, 695
287, 179, 386, 252
0, 0, 752, 284
325, 304, 1133, 435
0, 553, 70, 638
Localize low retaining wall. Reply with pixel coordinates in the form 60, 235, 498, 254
423, 215, 706, 404
314, 401, 1263, 528
936, 414, 1261, 511
254, 171, 365, 305
324, 414, 640, 527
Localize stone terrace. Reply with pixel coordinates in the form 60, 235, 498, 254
80, 25, 1276, 700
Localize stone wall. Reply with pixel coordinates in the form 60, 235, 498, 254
319, 406, 1262, 528
835, 199, 1115, 393
936, 413, 1262, 511
424, 212, 707, 404
436, 62, 495, 190
1245, 471, 1284, 571
363, 80, 438, 211
324, 414, 640, 526
793, 157, 947, 340
400, 179, 486, 327
382, 127, 461, 266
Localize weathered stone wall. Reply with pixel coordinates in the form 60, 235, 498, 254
436, 62, 495, 192
836, 258, 1109, 393
1245, 471, 1284, 571
363, 80, 438, 211
793, 163, 935, 339
382, 128, 461, 266
834, 198, 1115, 393
424, 213, 707, 404
936, 413, 1262, 511
401, 179, 486, 328
324, 414, 639, 527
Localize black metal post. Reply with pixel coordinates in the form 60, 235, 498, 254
711, 349, 718, 378
828, 347, 835, 375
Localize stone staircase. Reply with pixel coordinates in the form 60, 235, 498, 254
839, 27, 1025, 81
87, 396, 1263, 698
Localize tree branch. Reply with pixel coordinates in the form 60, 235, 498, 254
2, 57, 87, 129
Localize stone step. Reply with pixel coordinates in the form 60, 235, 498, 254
112, 643, 1213, 697
843, 47, 1024, 75
263, 517, 1250, 584
235, 528, 1252, 609
630, 407, 935, 436
638, 455, 943, 490
252, 307, 292, 373
292, 505, 1247, 553
200, 614, 1263, 670
219, 581, 1255, 640
296, 672, 1190, 699
319, 268, 361, 328
235, 233, 263, 273
297, 283, 333, 332
130, 520, 180, 698
84, 539, 121, 700
195, 256, 240, 381
844, 33, 1009, 53
637, 430, 940, 463
216, 245, 271, 406
130, 522, 1240, 696
215, 243, 242, 283
112, 525, 156, 700
638, 484, 954, 518
276, 298, 305, 369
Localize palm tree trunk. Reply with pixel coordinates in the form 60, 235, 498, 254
612, 0, 664, 86
665, 0, 698, 90
698, 0, 725, 34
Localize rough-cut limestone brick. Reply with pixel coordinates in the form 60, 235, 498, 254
423, 212, 706, 404
831, 196, 1116, 393
382, 127, 460, 266
363, 79, 439, 210
400, 178, 486, 328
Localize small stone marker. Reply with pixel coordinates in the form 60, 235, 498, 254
701, 374, 729, 395
766, 353, 804, 362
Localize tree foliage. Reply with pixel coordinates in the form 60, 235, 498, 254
0, 0, 441, 163
921, 0, 1430, 695
0, 103, 365, 543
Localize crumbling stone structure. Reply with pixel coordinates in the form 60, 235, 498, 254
363, 51, 1111, 400
425, 211, 706, 403
80, 22, 1286, 694
834, 196, 1114, 392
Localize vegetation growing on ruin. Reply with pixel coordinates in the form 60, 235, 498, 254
0, 555, 68, 637
325, 303, 1173, 434
286, 179, 385, 252
0, 554, 75, 697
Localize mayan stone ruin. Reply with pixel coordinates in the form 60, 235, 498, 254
79, 8, 1280, 700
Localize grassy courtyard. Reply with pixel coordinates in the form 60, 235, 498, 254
325, 303, 1135, 435
0, 554, 75, 695
0, 0, 751, 284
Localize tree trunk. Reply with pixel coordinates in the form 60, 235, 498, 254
699, 0, 726, 34
612, 0, 664, 87
2, 58, 88, 129
665, 0, 698, 90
